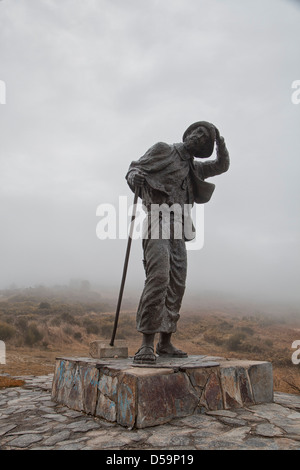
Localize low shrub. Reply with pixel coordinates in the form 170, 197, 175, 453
24, 324, 43, 346
39, 301, 51, 310
0, 321, 16, 341
225, 332, 246, 351
73, 332, 82, 341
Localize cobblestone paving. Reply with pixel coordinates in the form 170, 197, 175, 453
0, 374, 299, 450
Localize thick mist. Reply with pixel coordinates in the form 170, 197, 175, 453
0, 0, 299, 308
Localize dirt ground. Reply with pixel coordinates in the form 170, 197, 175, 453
0, 339, 142, 377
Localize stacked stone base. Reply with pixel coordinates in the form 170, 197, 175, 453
51, 355, 273, 429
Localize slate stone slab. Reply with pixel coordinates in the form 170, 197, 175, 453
8, 433, 44, 448
117, 372, 137, 428
237, 366, 254, 405
220, 365, 243, 408
96, 394, 117, 422
248, 362, 273, 403
219, 360, 273, 409
135, 371, 199, 428
203, 370, 224, 410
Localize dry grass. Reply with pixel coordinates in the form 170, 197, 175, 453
0, 376, 25, 389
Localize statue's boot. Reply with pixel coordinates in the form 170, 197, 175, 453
133, 345, 156, 364
156, 343, 188, 358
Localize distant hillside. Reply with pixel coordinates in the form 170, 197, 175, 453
0, 286, 299, 395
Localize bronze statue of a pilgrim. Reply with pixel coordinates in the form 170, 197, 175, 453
126, 121, 230, 364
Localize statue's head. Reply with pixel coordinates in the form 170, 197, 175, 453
182, 121, 216, 158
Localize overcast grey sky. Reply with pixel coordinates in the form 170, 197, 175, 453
0, 0, 299, 306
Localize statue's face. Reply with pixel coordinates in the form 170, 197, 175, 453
184, 126, 210, 156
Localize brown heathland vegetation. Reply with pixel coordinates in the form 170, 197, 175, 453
0, 286, 299, 394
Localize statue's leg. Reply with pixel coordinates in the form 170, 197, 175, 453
166, 238, 187, 321
136, 237, 170, 335
156, 239, 188, 357
134, 237, 170, 363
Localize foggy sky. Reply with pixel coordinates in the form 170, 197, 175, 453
0, 0, 300, 306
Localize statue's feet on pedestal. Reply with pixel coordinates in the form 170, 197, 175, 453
133, 345, 156, 364
156, 343, 188, 358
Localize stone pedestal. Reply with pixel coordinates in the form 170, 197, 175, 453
51, 355, 273, 429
